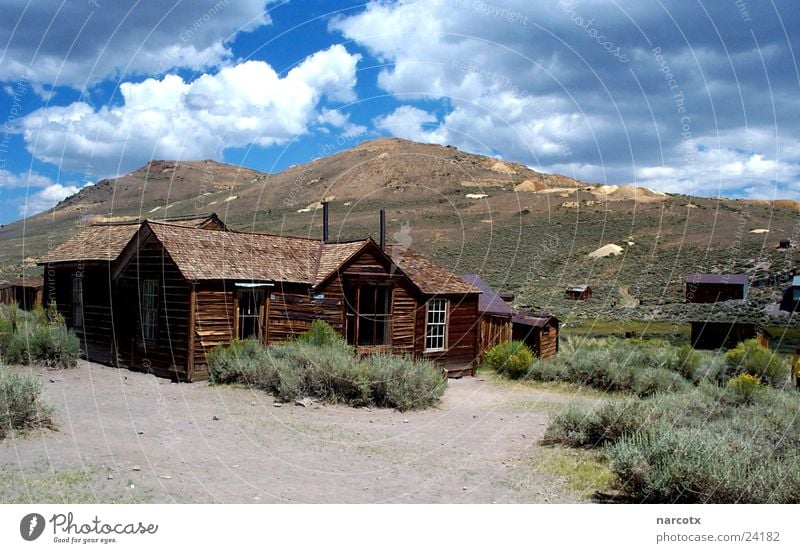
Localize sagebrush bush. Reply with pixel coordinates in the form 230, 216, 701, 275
726, 339, 789, 387
0, 370, 53, 438
0, 306, 80, 368
207, 321, 446, 410
481, 341, 534, 379
545, 382, 800, 503
207, 338, 267, 384
298, 319, 349, 349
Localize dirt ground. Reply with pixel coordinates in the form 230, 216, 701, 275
0, 361, 607, 503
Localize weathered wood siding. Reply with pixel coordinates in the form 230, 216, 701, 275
44, 264, 117, 365
115, 236, 190, 380
476, 314, 512, 359
192, 283, 235, 380
685, 283, 747, 303
266, 284, 342, 344
537, 324, 558, 360
416, 295, 479, 376
391, 286, 416, 354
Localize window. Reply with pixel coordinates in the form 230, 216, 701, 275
72, 274, 83, 329
356, 285, 391, 346
425, 298, 448, 351
141, 279, 159, 342
238, 289, 263, 340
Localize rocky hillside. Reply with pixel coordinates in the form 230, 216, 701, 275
2, 137, 798, 326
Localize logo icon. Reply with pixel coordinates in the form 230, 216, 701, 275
20, 513, 45, 541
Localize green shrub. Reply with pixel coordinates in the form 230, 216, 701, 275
670, 344, 704, 382
544, 399, 648, 448
632, 367, 691, 397
0, 318, 12, 354
0, 306, 80, 368
0, 370, 54, 437
481, 341, 534, 379
28, 325, 80, 368
726, 339, 789, 386
298, 319, 350, 349
368, 354, 446, 411
207, 338, 267, 384
724, 373, 766, 406
208, 338, 446, 411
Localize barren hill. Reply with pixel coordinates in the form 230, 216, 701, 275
1, 137, 798, 325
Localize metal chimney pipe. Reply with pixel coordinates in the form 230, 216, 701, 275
322, 201, 329, 243
379, 209, 386, 251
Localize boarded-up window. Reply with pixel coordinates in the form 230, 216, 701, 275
141, 279, 159, 342
72, 274, 83, 329
425, 298, 448, 351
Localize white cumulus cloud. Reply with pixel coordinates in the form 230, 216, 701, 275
18, 45, 361, 175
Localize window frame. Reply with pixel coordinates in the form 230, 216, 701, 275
355, 284, 392, 347
72, 273, 84, 330
424, 297, 449, 352
237, 289, 264, 341
140, 279, 159, 343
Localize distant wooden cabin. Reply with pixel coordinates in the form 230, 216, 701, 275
690, 321, 768, 350
565, 285, 591, 301
39, 214, 480, 380
459, 274, 513, 359
512, 311, 559, 359
0, 276, 43, 310
778, 239, 791, 249
685, 273, 748, 303
780, 276, 800, 312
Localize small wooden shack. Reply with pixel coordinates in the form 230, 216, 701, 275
459, 274, 513, 359
512, 311, 559, 359
780, 276, 800, 312
565, 285, 591, 301
690, 321, 768, 350
685, 273, 748, 303
40, 213, 481, 380
0, 276, 43, 309
778, 239, 791, 249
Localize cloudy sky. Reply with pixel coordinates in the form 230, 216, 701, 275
0, 0, 798, 222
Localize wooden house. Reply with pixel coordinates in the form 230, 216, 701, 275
0, 276, 43, 309
780, 276, 800, 312
459, 274, 513, 358
565, 285, 591, 301
39, 214, 480, 380
685, 273, 748, 303
512, 311, 559, 359
778, 239, 791, 249
690, 321, 768, 350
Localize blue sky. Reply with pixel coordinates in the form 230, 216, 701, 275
0, 0, 798, 224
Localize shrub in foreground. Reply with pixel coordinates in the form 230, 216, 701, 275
0, 306, 80, 368
0, 370, 54, 438
207, 321, 446, 411
725, 339, 789, 386
480, 341, 534, 379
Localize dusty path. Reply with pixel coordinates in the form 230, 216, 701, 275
1, 362, 604, 503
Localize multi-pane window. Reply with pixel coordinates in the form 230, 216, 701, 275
238, 290, 263, 340
425, 298, 448, 351
72, 274, 83, 329
141, 279, 159, 342
357, 285, 391, 346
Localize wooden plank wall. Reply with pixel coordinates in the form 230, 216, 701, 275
116, 237, 190, 380
477, 314, 512, 359
267, 285, 343, 343
391, 286, 416, 354
537, 325, 558, 360
192, 284, 235, 380
44, 265, 116, 365
415, 295, 479, 376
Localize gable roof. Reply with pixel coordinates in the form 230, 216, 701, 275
141, 222, 320, 283
386, 246, 478, 295
686, 273, 748, 286
459, 274, 513, 316
566, 285, 590, 292
315, 240, 372, 285
39, 214, 225, 264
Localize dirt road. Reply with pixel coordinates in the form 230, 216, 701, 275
1, 362, 605, 503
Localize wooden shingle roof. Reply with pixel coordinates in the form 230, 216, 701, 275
315, 240, 371, 284
386, 246, 478, 295
39, 214, 225, 264
146, 222, 320, 283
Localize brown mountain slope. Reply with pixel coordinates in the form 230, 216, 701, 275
1, 137, 797, 326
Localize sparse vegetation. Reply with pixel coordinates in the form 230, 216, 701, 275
0, 304, 80, 368
208, 321, 446, 411
0, 369, 54, 439
725, 338, 789, 386
545, 381, 800, 503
